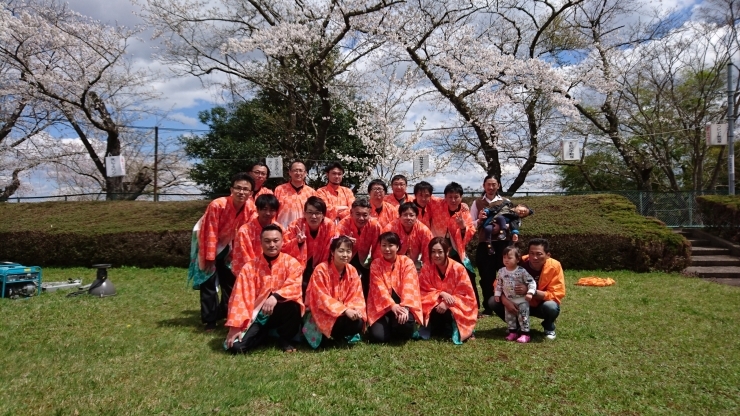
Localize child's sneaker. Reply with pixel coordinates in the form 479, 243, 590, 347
516, 334, 530, 343
497, 231, 507, 240
505, 332, 519, 341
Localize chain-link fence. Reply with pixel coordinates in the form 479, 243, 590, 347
504, 190, 729, 228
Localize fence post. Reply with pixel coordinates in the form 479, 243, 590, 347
639, 191, 644, 215
688, 192, 694, 227
154, 126, 159, 202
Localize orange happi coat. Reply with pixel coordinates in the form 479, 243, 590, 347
369, 200, 399, 229
274, 183, 316, 229
366, 255, 423, 326
384, 193, 414, 207
336, 216, 382, 263
231, 216, 281, 275
283, 217, 337, 267
305, 261, 367, 338
440, 204, 475, 260
226, 252, 305, 331
198, 196, 252, 268
316, 184, 355, 222
413, 199, 435, 231
378, 219, 433, 266
252, 186, 273, 199
419, 259, 478, 341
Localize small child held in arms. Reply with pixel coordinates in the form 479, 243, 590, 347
494, 246, 537, 343
479, 201, 533, 243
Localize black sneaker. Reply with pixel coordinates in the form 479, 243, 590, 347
204, 322, 217, 332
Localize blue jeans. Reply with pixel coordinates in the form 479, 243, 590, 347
487, 297, 560, 332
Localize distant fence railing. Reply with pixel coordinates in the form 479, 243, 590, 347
5, 190, 727, 228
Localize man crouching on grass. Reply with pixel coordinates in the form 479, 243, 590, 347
225, 225, 304, 353
487, 238, 565, 340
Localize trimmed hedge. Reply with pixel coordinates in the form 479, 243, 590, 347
696, 195, 740, 244
0, 201, 207, 268
464, 194, 690, 272
0, 195, 689, 271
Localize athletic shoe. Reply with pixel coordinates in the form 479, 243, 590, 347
505, 332, 519, 341
516, 334, 530, 343
204, 322, 217, 332
545, 330, 556, 340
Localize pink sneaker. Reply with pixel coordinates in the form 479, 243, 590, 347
505, 332, 519, 341
516, 334, 530, 343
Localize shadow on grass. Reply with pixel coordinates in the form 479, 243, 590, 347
156, 309, 203, 332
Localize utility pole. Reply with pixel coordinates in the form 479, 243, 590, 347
729, 63, 736, 195
154, 126, 159, 202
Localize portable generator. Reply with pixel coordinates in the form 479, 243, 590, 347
0, 262, 42, 299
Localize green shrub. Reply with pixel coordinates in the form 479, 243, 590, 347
0, 201, 207, 267
696, 195, 740, 243
464, 194, 690, 272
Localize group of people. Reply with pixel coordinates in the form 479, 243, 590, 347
187, 160, 565, 353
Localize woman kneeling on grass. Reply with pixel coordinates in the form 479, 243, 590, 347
303, 236, 366, 348
366, 232, 423, 343
418, 237, 478, 344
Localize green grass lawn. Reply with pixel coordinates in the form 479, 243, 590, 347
1, 268, 739, 415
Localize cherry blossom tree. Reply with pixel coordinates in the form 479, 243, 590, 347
389, 0, 581, 194
140, 0, 402, 174
0, 0, 159, 200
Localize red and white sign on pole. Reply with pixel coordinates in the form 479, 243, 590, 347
706, 123, 728, 146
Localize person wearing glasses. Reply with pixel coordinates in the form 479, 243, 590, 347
248, 162, 273, 199
384, 174, 414, 207
283, 196, 338, 298
188, 172, 255, 332
274, 160, 316, 229
367, 179, 398, 228
316, 161, 355, 222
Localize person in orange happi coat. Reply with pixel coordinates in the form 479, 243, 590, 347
487, 238, 565, 341
304, 236, 366, 348
225, 224, 304, 353
249, 162, 274, 199
366, 232, 423, 343
418, 238, 477, 344
316, 161, 355, 222
231, 194, 281, 275
379, 202, 433, 269
274, 160, 316, 229
283, 196, 337, 297
194, 172, 255, 332
336, 198, 382, 298
412, 181, 437, 231
367, 179, 398, 228
384, 174, 414, 207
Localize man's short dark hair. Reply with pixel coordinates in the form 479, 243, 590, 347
398, 201, 419, 216
255, 194, 279, 211
325, 161, 345, 174
305, 196, 327, 215
352, 198, 372, 209
528, 238, 550, 253
250, 161, 271, 178
443, 181, 464, 196
390, 174, 408, 185
231, 172, 255, 188
290, 160, 306, 171
368, 179, 387, 194
261, 223, 283, 236
413, 181, 433, 195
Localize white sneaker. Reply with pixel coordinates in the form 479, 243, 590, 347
545, 331, 556, 340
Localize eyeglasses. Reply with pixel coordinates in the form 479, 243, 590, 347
370, 188, 385, 193
251, 171, 268, 177
232, 186, 252, 193
305, 210, 324, 217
